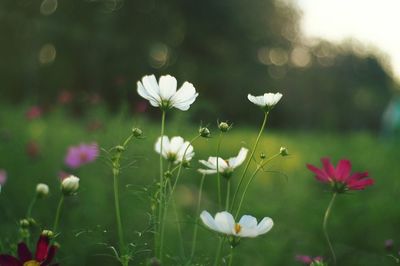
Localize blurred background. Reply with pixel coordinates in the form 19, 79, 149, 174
1, 0, 400, 265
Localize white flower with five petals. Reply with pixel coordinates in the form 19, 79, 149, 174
247, 92, 282, 110
198, 147, 248, 178
137, 74, 199, 111
155, 136, 194, 164
200, 210, 273, 238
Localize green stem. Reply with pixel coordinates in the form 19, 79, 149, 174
216, 132, 223, 208
214, 237, 224, 266
323, 192, 337, 266
52, 195, 64, 234
225, 179, 231, 211
113, 164, 125, 256
228, 248, 234, 266
230, 112, 268, 211
190, 174, 206, 258
26, 196, 37, 218
169, 180, 185, 258
158, 110, 166, 259
235, 153, 280, 218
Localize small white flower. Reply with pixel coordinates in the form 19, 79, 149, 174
198, 147, 248, 178
137, 74, 199, 111
200, 210, 273, 238
36, 183, 49, 198
61, 175, 80, 196
247, 92, 282, 110
155, 136, 194, 164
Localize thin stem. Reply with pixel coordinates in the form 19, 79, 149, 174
228, 248, 234, 266
52, 195, 64, 234
216, 132, 223, 208
168, 180, 185, 258
26, 196, 37, 218
230, 112, 269, 211
113, 165, 125, 256
190, 174, 206, 258
225, 179, 231, 211
323, 192, 337, 266
214, 237, 224, 266
158, 110, 166, 259
235, 153, 280, 218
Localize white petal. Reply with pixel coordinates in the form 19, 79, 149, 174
159, 75, 177, 100
177, 141, 194, 162
208, 157, 228, 171
247, 94, 266, 107
198, 159, 217, 170
237, 227, 259, 238
264, 92, 282, 107
170, 81, 198, 111
238, 215, 258, 228
214, 211, 235, 235
256, 217, 274, 235
154, 136, 170, 158
198, 169, 218, 175
228, 147, 249, 168
169, 136, 185, 155
200, 211, 220, 232
137, 81, 160, 107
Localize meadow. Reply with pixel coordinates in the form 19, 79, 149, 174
0, 102, 399, 266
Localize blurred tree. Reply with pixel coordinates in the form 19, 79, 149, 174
0, 0, 396, 130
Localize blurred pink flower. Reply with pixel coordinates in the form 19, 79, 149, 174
25, 106, 42, 120
26, 140, 40, 158
0, 170, 7, 185
135, 100, 148, 113
306, 157, 374, 193
295, 255, 323, 265
65, 142, 99, 169
58, 171, 71, 181
58, 90, 74, 104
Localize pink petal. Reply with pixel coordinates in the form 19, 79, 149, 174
17, 242, 32, 262
348, 178, 374, 190
321, 158, 336, 179
346, 171, 369, 182
306, 164, 329, 182
0, 255, 22, 266
35, 235, 49, 262
335, 159, 352, 181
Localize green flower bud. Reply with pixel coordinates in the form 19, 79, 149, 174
218, 122, 231, 132
280, 147, 288, 156
41, 229, 54, 238
36, 183, 49, 198
260, 152, 266, 159
20, 219, 30, 228
199, 127, 211, 138
132, 127, 143, 138
115, 145, 125, 152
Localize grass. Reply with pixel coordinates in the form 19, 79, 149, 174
0, 103, 399, 265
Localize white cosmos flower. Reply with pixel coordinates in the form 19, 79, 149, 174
247, 92, 282, 110
200, 210, 273, 238
137, 74, 199, 111
155, 136, 194, 164
198, 147, 248, 178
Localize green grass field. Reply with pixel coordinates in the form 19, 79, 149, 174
0, 104, 399, 265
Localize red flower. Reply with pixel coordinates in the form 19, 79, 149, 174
0, 234, 58, 266
307, 157, 374, 193
25, 106, 42, 121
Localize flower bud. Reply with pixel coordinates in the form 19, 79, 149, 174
41, 230, 54, 238
61, 175, 80, 196
36, 183, 49, 198
260, 152, 266, 159
218, 122, 231, 132
115, 145, 125, 152
199, 127, 211, 138
20, 219, 30, 228
132, 127, 143, 138
279, 147, 288, 156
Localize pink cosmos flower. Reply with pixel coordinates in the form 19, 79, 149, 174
306, 157, 374, 193
64, 142, 99, 169
295, 255, 323, 265
26, 106, 42, 121
0, 170, 6, 186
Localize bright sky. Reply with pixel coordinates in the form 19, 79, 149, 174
297, 0, 400, 80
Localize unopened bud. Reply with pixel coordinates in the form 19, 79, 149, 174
61, 175, 80, 196
132, 128, 143, 138
218, 122, 231, 132
20, 219, 30, 228
41, 230, 54, 238
36, 183, 49, 198
115, 145, 125, 152
199, 127, 211, 138
280, 147, 288, 156
260, 152, 266, 159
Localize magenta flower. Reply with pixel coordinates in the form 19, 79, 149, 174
64, 142, 99, 169
25, 106, 42, 121
306, 157, 374, 193
0, 233, 58, 266
295, 255, 323, 265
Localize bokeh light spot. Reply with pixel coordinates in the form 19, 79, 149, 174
40, 0, 58, 16
38, 43, 56, 65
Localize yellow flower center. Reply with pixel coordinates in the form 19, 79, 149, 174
24, 260, 40, 266
234, 223, 242, 234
